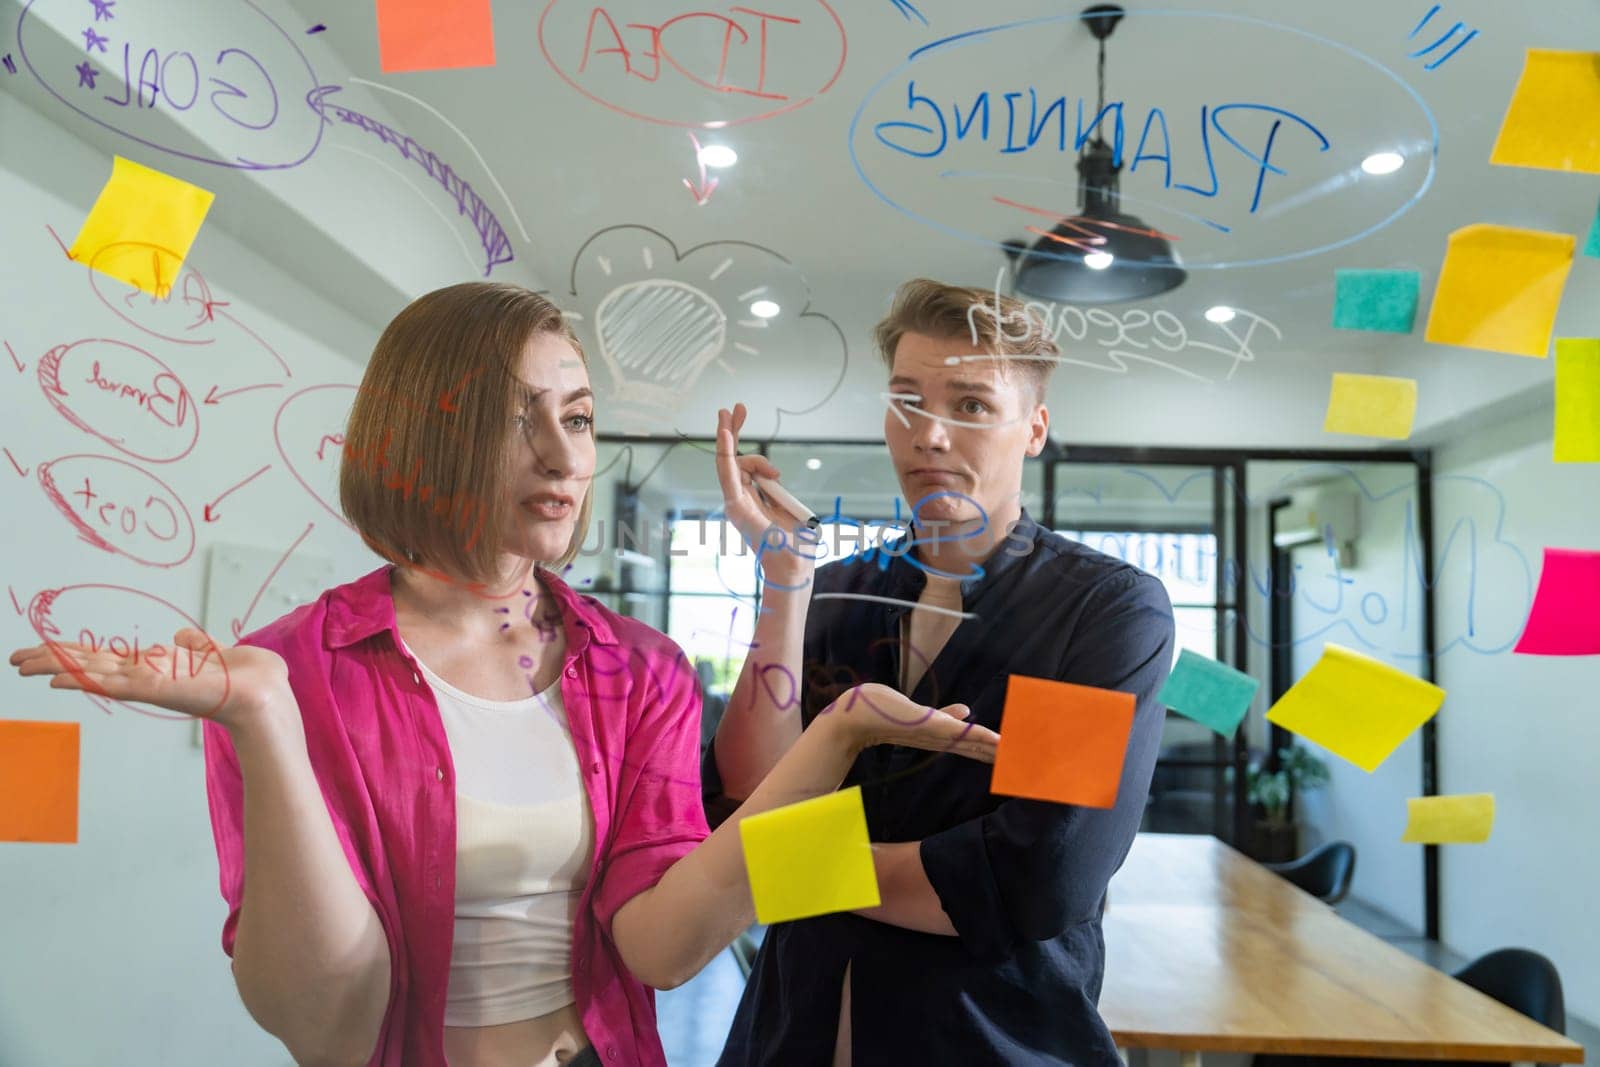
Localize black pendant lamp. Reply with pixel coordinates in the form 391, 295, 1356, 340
1007, 4, 1187, 304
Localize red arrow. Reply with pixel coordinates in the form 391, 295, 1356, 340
4, 341, 22, 374
3, 448, 28, 478
439, 366, 486, 413
204, 382, 284, 405
231, 522, 314, 639
45, 224, 78, 262
683, 131, 720, 206
203, 463, 271, 522
8, 587, 23, 616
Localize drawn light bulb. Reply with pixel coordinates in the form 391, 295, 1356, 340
594, 280, 728, 409
565, 226, 846, 426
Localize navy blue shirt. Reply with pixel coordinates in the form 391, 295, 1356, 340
705, 511, 1176, 1066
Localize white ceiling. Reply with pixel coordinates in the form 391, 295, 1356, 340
7, 0, 1598, 446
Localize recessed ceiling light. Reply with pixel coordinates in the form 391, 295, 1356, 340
806, 457, 823, 471
750, 299, 781, 318
1205, 305, 1237, 324
1361, 152, 1404, 175
1083, 251, 1115, 270
699, 144, 738, 168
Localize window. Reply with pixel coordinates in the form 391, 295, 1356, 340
664, 516, 758, 697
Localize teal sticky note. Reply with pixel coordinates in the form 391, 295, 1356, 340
1158, 650, 1261, 737
1332, 269, 1420, 333
1584, 200, 1600, 258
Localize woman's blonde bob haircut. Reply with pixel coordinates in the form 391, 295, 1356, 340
339, 282, 594, 587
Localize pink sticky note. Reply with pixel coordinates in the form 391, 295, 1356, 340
1514, 547, 1600, 655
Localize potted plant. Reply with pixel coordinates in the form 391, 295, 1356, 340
1244, 743, 1330, 863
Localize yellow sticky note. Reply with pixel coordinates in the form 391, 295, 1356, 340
69, 156, 215, 297
1266, 645, 1446, 773
1491, 50, 1600, 174
1402, 794, 1495, 844
739, 786, 880, 925
1424, 224, 1575, 358
1323, 373, 1417, 439
1555, 339, 1600, 462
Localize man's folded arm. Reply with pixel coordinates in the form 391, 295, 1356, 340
864, 573, 1176, 959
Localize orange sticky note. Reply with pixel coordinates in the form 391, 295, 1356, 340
0, 720, 80, 844
991, 675, 1134, 808
1424, 224, 1575, 358
376, 0, 497, 73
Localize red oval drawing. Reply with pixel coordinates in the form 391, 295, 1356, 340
537, 0, 847, 127
275, 383, 358, 529
37, 338, 200, 463
26, 584, 227, 723
87, 240, 224, 347
36, 454, 196, 568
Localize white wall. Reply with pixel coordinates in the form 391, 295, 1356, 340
0, 85, 402, 1067
1431, 404, 1600, 1026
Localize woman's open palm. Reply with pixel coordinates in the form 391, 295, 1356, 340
827, 682, 1000, 764
9, 628, 290, 733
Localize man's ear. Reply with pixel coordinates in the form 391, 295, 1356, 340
1025, 402, 1050, 457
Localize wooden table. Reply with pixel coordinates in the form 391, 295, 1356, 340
1100, 834, 1585, 1064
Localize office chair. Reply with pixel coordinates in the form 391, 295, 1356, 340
1453, 948, 1565, 1036
1263, 840, 1356, 905
1253, 947, 1566, 1067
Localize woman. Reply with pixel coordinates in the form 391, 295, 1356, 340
10, 282, 996, 1067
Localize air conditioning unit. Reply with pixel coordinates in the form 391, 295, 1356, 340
1273, 489, 1359, 562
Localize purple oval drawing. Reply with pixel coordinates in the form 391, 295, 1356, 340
17, 0, 324, 170
36, 453, 196, 568
37, 338, 200, 464
848, 10, 1438, 271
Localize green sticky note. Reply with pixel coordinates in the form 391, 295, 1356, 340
1555, 339, 1600, 462
1158, 650, 1260, 737
1332, 269, 1420, 333
1584, 200, 1600, 258
739, 786, 880, 925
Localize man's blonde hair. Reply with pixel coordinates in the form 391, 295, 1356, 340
872, 278, 1060, 403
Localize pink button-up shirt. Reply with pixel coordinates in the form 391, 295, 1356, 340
202, 565, 710, 1066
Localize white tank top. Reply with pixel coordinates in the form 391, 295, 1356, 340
406, 646, 597, 1028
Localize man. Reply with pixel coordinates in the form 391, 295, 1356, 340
705, 278, 1176, 1065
